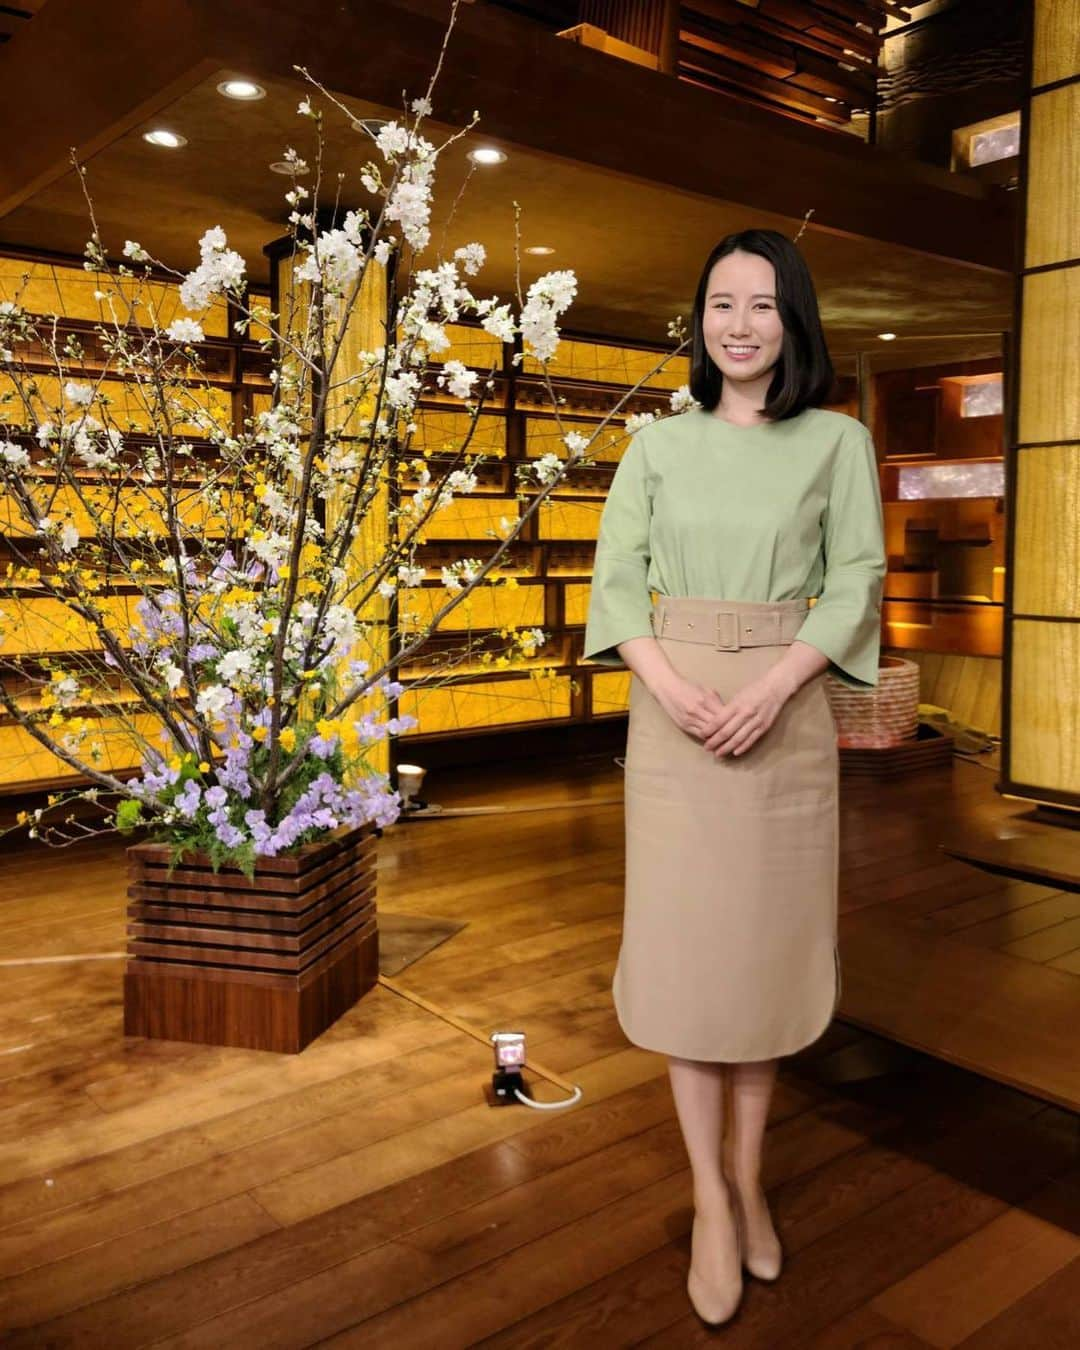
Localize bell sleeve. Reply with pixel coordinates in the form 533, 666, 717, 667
582, 429, 655, 667
795, 423, 887, 690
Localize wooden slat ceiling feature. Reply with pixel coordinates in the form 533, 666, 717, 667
679, 0, 904, 129
0, 1, 49, 44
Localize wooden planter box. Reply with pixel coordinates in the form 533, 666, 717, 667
124, 822, 379, 1053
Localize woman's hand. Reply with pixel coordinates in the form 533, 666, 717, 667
698, 671, 792, 758
651, 673, 728, 742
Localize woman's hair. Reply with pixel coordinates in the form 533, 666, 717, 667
689, 229, 835, 421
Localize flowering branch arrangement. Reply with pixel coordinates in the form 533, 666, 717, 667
0, 10, 690, 868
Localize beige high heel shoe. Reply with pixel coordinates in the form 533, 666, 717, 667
732, 1184, 783, 1282
686, 1209, 744, 1326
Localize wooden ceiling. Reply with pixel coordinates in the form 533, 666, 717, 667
677, 0, 893, 128
499, 0, 912, 130
0, 0, 49, 45
0, 0, 1012, 358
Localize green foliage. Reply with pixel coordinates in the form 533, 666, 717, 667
115, 798, 144, 833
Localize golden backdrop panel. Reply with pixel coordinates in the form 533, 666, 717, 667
1009, 619, 1079, 793
420, 497, 514, 541
525, 417, 627, 465
0, 258, 230, 336
1025, 84, 1080, 269
439, 323, 505, 372
0, 483, 229, 540
0, 594, 139, 656
0, 711, 162, 788
397, 673, 572, 734
399, 584, 544, 634
591, 670, 631, 714
1018, 266, 1080, 445
523, 339, 688, 390
1013, 444, 1080, 617
537, 500, 602, 541
0, 373, 233, 436
409, 408, 507, 458
564, 582, 591, 627
1033, 0, 1080, 87
322, 260, 391, 777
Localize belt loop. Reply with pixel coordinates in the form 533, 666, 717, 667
653, 601, 665, 636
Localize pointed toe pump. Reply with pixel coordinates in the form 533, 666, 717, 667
686, 1211, 744, 1326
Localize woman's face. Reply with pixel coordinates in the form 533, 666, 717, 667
701, 250, 785, 386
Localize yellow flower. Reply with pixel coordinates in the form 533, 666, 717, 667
252, 725, 268, 743
279, 727, 296, 753
198, 761, 210, 774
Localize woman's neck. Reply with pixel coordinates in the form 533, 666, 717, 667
713, 378, 772, 427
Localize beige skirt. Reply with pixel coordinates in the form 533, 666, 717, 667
617, 595, 841, 1063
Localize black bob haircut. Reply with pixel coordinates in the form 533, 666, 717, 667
689, 229, 835, 422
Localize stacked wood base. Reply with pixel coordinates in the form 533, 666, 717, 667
124, 823, 379, 1053
839, 723, 955, 778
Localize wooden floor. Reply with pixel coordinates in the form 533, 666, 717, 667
0, 751, 1078, 1346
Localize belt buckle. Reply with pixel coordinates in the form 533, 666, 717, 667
715, 610, 740, 651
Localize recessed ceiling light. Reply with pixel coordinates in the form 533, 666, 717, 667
824, 95, 839, 103
143, 129, 186, 149
217, 79, 266, 101
525, 246, 555, 256
468, 147, 507, 166
269, 160, 310, 175
878, 332, 898, 341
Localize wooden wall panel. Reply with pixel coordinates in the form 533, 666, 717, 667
888, 649, 1002, 738
1012, 444, 1080, 618
1009, 620, 1080, 793
1032, 0, 1080, 87
1003, 0, 1080, 809
1018, 267, 1080, 445
1024, 84, 1080, 268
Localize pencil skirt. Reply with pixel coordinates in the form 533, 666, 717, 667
616, 595, 841, 1063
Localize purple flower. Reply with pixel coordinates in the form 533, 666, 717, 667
174, 779, 202, 819
214, 820, 245, 848
309, 733, 339, 759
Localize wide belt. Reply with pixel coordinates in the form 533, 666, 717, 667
649, 596, 809, 651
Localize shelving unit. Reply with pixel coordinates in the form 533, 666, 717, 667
395, 323, 689, 748
0, 248, 273, 792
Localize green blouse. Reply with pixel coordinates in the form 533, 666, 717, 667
582, 406, 887, 689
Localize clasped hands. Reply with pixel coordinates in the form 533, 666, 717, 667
654, 671, 792, 759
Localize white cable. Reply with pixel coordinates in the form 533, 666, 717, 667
514, 1084, 584, 1110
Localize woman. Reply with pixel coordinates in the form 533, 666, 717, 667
582, 229, 886, 1326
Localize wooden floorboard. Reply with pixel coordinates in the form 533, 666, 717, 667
0, 751, 1077, 1345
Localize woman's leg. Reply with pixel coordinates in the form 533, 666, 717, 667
667, 1056, 742, 1321
728, 1058, 783, 1278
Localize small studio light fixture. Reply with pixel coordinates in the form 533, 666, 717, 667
525, 245, 555, 256
878, 332, 898, 341
395, 762, 429, 814
217, 78, 266, 101
468, 146, 507, 166
143, 129, 187, 149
